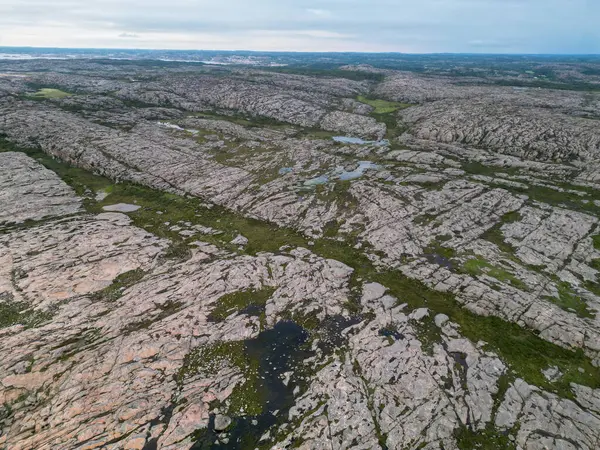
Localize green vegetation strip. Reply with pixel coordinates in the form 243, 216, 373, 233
355, 95, 412, 142
1, 137, 599, 399
27, 88, 71, 99
356, 95, 411, 114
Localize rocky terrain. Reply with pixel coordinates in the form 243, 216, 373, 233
0, 55, 600, 449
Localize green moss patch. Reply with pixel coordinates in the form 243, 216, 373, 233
90, 269, 146, 302
0, 295, 53, 329
123, 300, 185, 334
481, 211, 521, 255
208, 287, 276, 323
424, 238, 457, 260
455, 424, 516, 450
543, 282, 594, 319
314, 180, 358, 209
461, 256, 528, 291
178, 340, 248, 382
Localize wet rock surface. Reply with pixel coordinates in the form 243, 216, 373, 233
0, 57, 600, 449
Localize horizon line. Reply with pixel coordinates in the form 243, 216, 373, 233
1, 45, 600, 57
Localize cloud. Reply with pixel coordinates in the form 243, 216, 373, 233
0, 0, 598, 53
298, 30, 349, 39
306, 9, 332, 17
255, 30, 352, 39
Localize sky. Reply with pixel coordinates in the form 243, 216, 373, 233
0, 0, 599, 54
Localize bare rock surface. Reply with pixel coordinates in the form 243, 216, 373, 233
1, 56, 600, 449
400, 98, 600, 165
0, 152, 81, 226
0, 81, 599, 362
0, 213, 167, 309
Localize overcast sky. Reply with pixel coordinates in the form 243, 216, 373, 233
0, 0, 598, 53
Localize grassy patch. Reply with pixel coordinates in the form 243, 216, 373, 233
192, 110, 342, 142
592, 235, 600, 251
105, 186, 307, 256
0, 295, 53, 329
481, 211, 521, 255
191, 110, 292, 130
90, 183, 307, 256
496, 182, 600, 217
279, 307, 323, 331
404, 179, 447, 191
352, 96, 412, 142
424, 239, 457, 260
208, 287, 276, 323
177, 340, 249, 383
356, 95, 411, 114
589, 258, 600, 272
543, 282, 594, 319
227, 372, 265, 416
297, 128, 339, 140
314, 180, 358, 209
454, 424, 516, 450
585, 280, 600, 297
525, 185, 599, 214
28, 88, 71, 99
462, 161, 522, 178
89, 269, 146, 302
413, 213, 436, 225
412, 317, 444, 356
372, 112, 406, 141
322, 220, 341, 238
462, 257, 528, 291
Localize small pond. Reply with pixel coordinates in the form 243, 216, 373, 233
333, 136, 389, 147
102, 203, 141, 213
